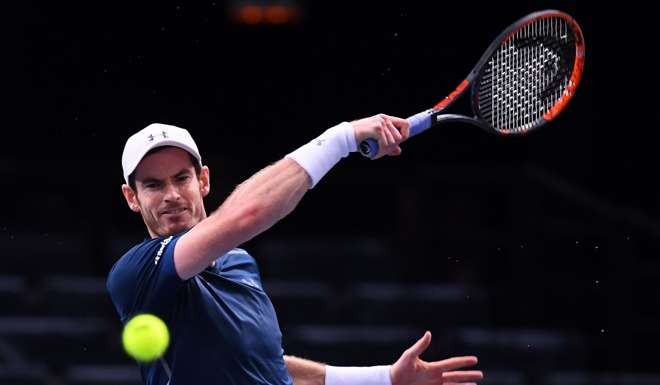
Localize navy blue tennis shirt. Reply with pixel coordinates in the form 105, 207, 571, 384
106, 231, 293, 385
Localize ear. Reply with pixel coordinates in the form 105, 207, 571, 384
199, 166, 211, 197
121, 184, 141, 213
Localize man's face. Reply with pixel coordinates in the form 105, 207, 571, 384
122, 147, 210, 238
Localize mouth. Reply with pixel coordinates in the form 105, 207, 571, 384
160, 207, 187, 217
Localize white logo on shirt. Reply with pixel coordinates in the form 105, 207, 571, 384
155, 236, 173, 265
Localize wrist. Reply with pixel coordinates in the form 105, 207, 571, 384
325, 365, 392, 385
285, 122, 356, 188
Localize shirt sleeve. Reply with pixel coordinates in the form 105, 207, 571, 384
107, 233, 186, 323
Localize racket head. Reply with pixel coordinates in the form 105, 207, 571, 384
469, 10, 585, 136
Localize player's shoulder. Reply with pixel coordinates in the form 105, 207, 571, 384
226, 247, 252, 257
218, 248, 257, 268
106, 236, 175, 290
224, 247, 256, 263
214, 248, 263, 287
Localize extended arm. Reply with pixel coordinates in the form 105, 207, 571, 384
175, 157, 307, 279
173, 115, 409, 279
285, 332, 483, 385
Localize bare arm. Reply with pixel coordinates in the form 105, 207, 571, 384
285, 355, 326, 385
173, 115, 410, 279
174, 157, 309, 279
284, 333, 483, 385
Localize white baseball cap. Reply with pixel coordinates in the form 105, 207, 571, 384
121, 123, 202, 184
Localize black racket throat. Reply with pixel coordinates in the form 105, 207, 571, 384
428, 83, 496, 134
432, 112, 491, 131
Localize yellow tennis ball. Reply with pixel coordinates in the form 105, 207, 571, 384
122, 313, 170, 362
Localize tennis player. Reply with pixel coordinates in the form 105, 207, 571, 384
107, 116, 483, 385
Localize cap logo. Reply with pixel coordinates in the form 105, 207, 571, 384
147, 131, 169, 142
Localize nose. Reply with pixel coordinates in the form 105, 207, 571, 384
163, 182, 182, 202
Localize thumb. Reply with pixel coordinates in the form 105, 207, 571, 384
407, 331, 432, 358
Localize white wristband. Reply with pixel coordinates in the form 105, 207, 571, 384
325, 365, 392, 385
285, 122, 357, 188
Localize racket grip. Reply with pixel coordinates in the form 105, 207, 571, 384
359, 109, 433, 158
358, 138, 379, 159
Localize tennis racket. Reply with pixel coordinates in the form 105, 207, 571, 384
359, 9, 585, 158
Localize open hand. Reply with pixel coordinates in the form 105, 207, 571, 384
391, 331, 483, 385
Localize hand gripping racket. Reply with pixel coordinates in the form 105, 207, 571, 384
359, 9, 585, 158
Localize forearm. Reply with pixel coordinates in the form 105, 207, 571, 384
174, 158, 309, 279
284, 355, 326, 385
215, 157, 310, 234
285, 355, 394, 385
174, 116, 408, 279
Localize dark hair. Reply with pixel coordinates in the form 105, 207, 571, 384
128, 146, 202, 192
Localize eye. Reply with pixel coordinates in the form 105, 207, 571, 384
144, 182, 161, 189
176, 174, 190, 183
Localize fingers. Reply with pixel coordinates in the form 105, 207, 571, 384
443, 370, 484, 383
386, 119, 403, 142
429, 356, 478, 372
378, 114, 406, 157
381, 114, 407, 145
351, 113, 409, 158
381, 119, 395, 147
405, 331, 432, 358
387, 115, 410, 141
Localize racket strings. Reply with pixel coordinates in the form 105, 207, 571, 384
477, 16, 576, 134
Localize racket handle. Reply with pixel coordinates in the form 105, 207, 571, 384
358, 139, 380, 159
359, 109, 433, 158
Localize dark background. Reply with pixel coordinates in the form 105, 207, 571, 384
4, 1, 660, 384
